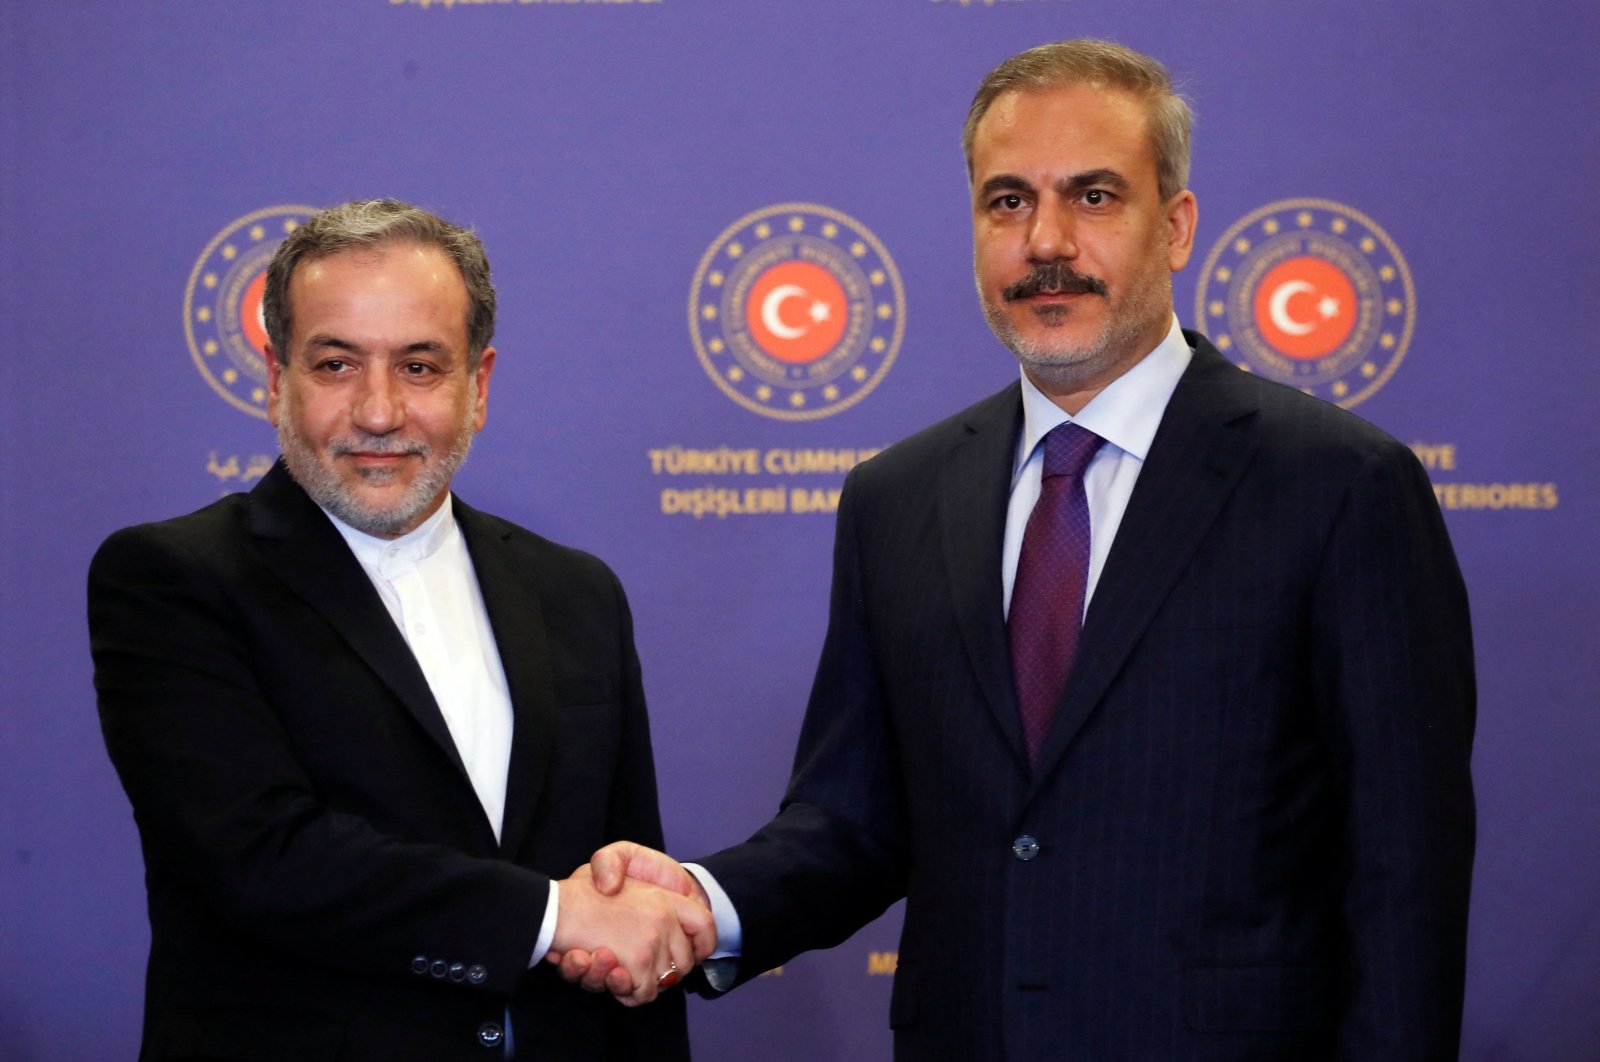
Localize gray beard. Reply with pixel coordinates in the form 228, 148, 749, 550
979, 280, 1169, 393
277, 404, 475, 538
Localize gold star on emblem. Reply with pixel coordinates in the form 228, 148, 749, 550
203, 340, 218, 355
1233, 238, 1250, 254
196, 307, 212, 322
1386, 298, 1402, 315
283, 220, 298, 233
1330, 218, 1348, 234
222, 369, 237, 384
1217, 335, 1232, 350
251, 387, 266, 402
1216, 266, 1231, 283
876, 304, 892, 319
1236, 361, 1251, 372
1380, 333, 1395, 349
1296, 212, 1313, 228
851, 366, 868, 382
709, 338, 725, 353
755, 223, 772, 239
869, 270, 885, 285
709, 271, 724, 287
1379, 265, 1395, 281
1262, 219, 1280, 235
789, 392, 805, 407
821, 223, 838, 238
1209, 300, 1224, 317
701, 305, 717, 320
850, 241, 867, 257
221, 245, 237, 260
869, 338, 885, 353
203, 273, 218, 289
1361, 362, 1377, 378
756, 386, 772, 401
1331, 381, 1348, 398
1359, 237, 1377, 254
250, 225, 265, 241
727, 243, 743, 259
788, 217, 804, 233
823, 385, 839, 400
728, 366, 744, 381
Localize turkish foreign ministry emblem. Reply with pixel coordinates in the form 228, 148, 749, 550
1194, 198, 1415, 408
184, 205, 318, 419
689, 202, 906, 421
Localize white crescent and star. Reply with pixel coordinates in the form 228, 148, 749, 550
1267, 279, 1342, 335
760, 284, 831, 340
1268, 280, 1317, 335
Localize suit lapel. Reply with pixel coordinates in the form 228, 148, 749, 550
1028, 338, 1262, 792
938, 383, 1031, 769
247, 462, 470, 781
454, 501, 557, 860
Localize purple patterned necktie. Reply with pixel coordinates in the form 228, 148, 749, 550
1008, 422, 1105, 761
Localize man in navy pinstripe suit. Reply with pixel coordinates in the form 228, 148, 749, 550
567, 39, 1475, 1060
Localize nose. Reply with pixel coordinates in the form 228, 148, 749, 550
352, 368, 404, 435
1026, 200, 1077, 263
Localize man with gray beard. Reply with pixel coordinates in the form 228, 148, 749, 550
88, 200, 711, 1061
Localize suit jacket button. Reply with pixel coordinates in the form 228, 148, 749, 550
477, 1021, 504, 1048
1012, 835, 1040, 861
466, 964, 488, 985
430, 959, 449, 978
448, 962, 466, 982
411, 956, 430, 976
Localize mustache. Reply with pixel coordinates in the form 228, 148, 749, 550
1003, 262, 1109, 301
330, 434, 430, 458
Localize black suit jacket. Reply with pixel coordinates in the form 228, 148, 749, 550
701, 334, 1475, 1061
89, 462, 688, 1062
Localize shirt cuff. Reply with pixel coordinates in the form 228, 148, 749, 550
528, 879, 560, 968
682, 862, 742, 958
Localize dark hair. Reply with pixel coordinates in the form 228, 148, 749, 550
263, 199, 496, 368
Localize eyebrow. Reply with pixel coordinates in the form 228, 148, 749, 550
303, 335, 450, 357
977, 168, 1132, 201
305, 334, 357, 352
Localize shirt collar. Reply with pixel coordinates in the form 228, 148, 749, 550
326, 493, 458, 571
1014, 316, 1193, 481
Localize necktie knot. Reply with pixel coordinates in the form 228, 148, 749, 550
1042, 422, 1104, 481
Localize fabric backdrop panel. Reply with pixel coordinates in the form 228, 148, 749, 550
1, 1, 1595, 1058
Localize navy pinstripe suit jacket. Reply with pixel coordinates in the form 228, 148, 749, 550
700, 333, 1475, 1061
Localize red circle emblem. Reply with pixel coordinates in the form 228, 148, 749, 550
1252, 256, 1357, 359
745, 261, 848, 364
239, 269, 270, 362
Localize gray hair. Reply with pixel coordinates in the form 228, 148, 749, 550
962, 39, 1193, 202
263, 199, 496, 368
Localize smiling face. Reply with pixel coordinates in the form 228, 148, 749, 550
266, 241, 495, 538
970, 83, 1196, 409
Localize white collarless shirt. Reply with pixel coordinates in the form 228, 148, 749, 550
327, 497, 515, 841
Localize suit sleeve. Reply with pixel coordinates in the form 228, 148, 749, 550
1312, 439, 1476, 1059
697, 468, 909, 985
88, 525, 550, 996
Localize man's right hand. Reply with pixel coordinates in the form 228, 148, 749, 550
548, 867, 714, 1007
550, 843, 711, 998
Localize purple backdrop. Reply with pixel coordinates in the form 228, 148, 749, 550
2, 1, 1596, 1058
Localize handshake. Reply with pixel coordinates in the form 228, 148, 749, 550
547, 842, 715, 1007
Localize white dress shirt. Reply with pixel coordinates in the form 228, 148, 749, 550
1003, 316, 1193, 617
